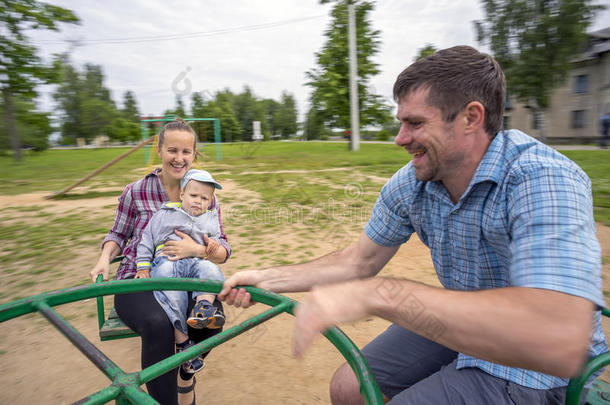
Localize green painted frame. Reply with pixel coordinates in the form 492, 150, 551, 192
0, 279, 384, 404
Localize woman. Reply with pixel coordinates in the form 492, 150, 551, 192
90, 118, 230, 405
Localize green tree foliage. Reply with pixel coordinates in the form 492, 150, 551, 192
121, 90, 140, 123
0, 0, 79, 159
474, 0, 604, 110
189, 88, 297, 142
303, 106, 328, 140
306, 0, 391, 130
54, 59, 140, 144
106, 118, 140, 143
276, 92, 298, 138
414, 44, 438, 61
233, 86, 267, 141
190, 91, 241, 143
0, 98, 52, 151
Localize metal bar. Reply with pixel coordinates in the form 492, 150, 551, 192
138, 301, 292, 384
0, 279, 290, 322
35, 301, 124, 381
47, 137, 155, 199
72, 386, 121, 405
566, 351, 610, 404
1, 279, 383, 404
323, 327, 383, 404
96, 274, 105, 330
121, 386, 159, 405
213, 118, 222, 160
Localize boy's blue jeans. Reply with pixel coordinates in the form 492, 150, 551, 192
150, 255, 225, 334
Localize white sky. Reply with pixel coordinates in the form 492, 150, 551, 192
30, 0, 610, 121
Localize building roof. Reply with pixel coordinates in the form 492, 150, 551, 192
589, 27, 610, 39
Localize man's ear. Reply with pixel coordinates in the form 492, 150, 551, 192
463, 101, 485, 133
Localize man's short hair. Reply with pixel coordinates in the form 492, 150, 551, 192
393, 45, 506, 137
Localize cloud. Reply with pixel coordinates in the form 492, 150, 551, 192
27, 0, 610, 122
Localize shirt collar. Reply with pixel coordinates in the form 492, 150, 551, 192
470, 131, 506, 186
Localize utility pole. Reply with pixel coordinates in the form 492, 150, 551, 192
347, 1, 360, 151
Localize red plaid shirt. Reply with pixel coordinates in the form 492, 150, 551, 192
102, 169, 231, 280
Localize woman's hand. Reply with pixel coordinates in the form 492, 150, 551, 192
90, 241, 121, 282
163, 230, 202, 260
89, 260, 110, 283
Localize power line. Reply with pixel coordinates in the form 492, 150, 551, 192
30, 14, 326, 46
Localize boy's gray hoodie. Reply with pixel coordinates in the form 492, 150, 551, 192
136, 202, 221, 271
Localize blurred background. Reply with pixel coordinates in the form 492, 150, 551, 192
1, 0, 609, 160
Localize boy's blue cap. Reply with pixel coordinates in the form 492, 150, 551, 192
181, 169, 222, 190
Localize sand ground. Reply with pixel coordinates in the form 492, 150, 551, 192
1, 182, 609, 404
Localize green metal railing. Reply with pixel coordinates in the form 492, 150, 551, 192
565, 307, 610, 405
0, 279, 384, 404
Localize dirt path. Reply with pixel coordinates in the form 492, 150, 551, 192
1, 183, 609, 404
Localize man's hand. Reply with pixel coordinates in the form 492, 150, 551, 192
218, 270, 268, 308
163, 230, 201, 260
135, 269, 150, 279
293, 280, 369, 358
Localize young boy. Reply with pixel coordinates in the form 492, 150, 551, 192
136, 169, 227, 374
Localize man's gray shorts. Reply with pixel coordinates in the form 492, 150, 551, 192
361, 324, 572, 404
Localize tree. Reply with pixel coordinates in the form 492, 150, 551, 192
474, 0, 604, 138
54, 59, 120, 144
164, 95, 186, 118
106, 118, 140, 143
306, 0, 391, 130
233, 87, 267, 141
121, 91, 140, 123
191, 91, 241, 142
275, 92, 298, 138
0, 1, 78, 159
414, 44, 437, 61
0, 97, 52, 151
303, 105, 328, 140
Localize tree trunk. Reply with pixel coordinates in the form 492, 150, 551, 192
2, 88, 21, 161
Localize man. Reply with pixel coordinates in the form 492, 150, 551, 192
600, 109, 610, 149
219, 46, 605, 404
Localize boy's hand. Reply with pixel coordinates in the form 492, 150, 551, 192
135, 269, 150, 279
202, 234, 219, 259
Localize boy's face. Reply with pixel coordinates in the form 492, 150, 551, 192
180, 180, 215, 216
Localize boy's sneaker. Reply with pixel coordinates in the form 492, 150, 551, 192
187, 299, 225, 329
176, 340, 205, 374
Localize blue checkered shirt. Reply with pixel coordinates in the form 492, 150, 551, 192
364, 129, 606, 389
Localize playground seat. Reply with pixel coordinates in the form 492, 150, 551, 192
96, 256, 138, 341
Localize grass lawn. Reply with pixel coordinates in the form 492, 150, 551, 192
0, 141, 608, 301
1, 142, 608, 223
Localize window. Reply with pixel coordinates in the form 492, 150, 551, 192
573, 74, 589, 94
572, 110, 587, 129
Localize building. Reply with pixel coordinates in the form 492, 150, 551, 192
504, 27, 610, 143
